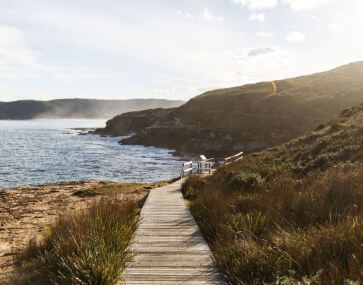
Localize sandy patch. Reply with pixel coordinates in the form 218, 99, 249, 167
0, 180, 165, 279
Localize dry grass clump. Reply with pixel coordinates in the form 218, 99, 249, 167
185, 164, 362, 284
9, 198, 139, 285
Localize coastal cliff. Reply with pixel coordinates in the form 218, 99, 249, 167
95, 62, 363, 157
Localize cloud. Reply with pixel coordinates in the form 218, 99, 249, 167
0, 0, 351, 102
0, 25, 48, 81
328, 24, 340, 31
233, 0, 333, 10
229, 47, 294, 86
247, 47, 276, 56
311, 16, 320, 22
202, 8, 223, 22
286, 31, 306, 42
256, 31, 275, 38
232, 0, 278, 10
177, 10, 195, 19
281, 0, 333, 10
0, 25, 35, 65
250, 13, 265, 22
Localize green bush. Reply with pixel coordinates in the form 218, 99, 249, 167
225, 171, 264, 191
272, 270, 322, 285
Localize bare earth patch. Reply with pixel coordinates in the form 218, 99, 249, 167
0, 180, 166, 280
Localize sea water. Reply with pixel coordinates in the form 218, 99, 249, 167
0, 119, 182, 189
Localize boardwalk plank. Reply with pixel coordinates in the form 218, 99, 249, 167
121, 179, 226, 284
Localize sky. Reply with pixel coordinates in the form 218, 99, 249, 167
0, 0, 362, 102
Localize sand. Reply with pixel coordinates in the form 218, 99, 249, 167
0, 180, 162, 280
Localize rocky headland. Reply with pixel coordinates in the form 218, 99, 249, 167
0, 98, 184, 120
95, 62, 363, 157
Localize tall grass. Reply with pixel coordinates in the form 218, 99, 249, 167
10, 198, 139, 285
183, 162, 362, 284
183, 106, 363, 284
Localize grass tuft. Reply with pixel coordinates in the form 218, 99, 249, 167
10, 198, 139, 285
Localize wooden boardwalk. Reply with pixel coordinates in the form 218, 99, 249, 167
122, 179, 226, 284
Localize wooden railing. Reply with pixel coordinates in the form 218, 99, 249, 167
181, 161, 193, 177
180, 161, 215, 177
224, 151, 243, 165
181, 151, 243, 177
196, 161, 214, 175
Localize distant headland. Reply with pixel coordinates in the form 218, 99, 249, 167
0, 98, 184, 120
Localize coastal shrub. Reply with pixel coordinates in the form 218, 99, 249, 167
225, 171, 264, 191
214, 237, 277, 284
329, 122, 343, 133
184, 160, 363, 284
12, 198, 139, 285
183, 105, 363, 283
314, 123, 326, 131
272, 270, 323, 285
311, 140, 328, 156
181, 175, 205, 200
298, 218, 362, 283
224, 212, 271, 239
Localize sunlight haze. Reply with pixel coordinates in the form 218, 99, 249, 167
0, 0, 362, 101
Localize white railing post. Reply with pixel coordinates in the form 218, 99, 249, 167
181, 154, 228, 178
224, 151, 244, 165
181, 161, 194, 177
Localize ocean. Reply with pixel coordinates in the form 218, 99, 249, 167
0, 119, 182, 189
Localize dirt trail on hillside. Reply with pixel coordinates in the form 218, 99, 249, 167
271, 81, 277, 94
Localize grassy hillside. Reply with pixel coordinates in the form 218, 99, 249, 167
182, 103, 363, 284
98, 62, 363, 156
0, 98, 184, 120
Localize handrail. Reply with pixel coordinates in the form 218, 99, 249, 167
181, 161, 193, 177
181, 151, 243, 177
225, 151, 243, 162
225, 151, 243, 165
200, 155, 214, 162
181, 160, 214, 177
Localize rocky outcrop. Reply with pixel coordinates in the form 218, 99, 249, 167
95, 108, 175, 136
95, 62, 363, 157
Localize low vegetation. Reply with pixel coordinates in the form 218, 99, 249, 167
182, 104, 363, 284
9, 197, 139, 285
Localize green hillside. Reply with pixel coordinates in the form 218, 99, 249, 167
98, 62, 363, 156
182, 103, 363, 284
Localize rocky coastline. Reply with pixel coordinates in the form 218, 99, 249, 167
94, 62, 363, 157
